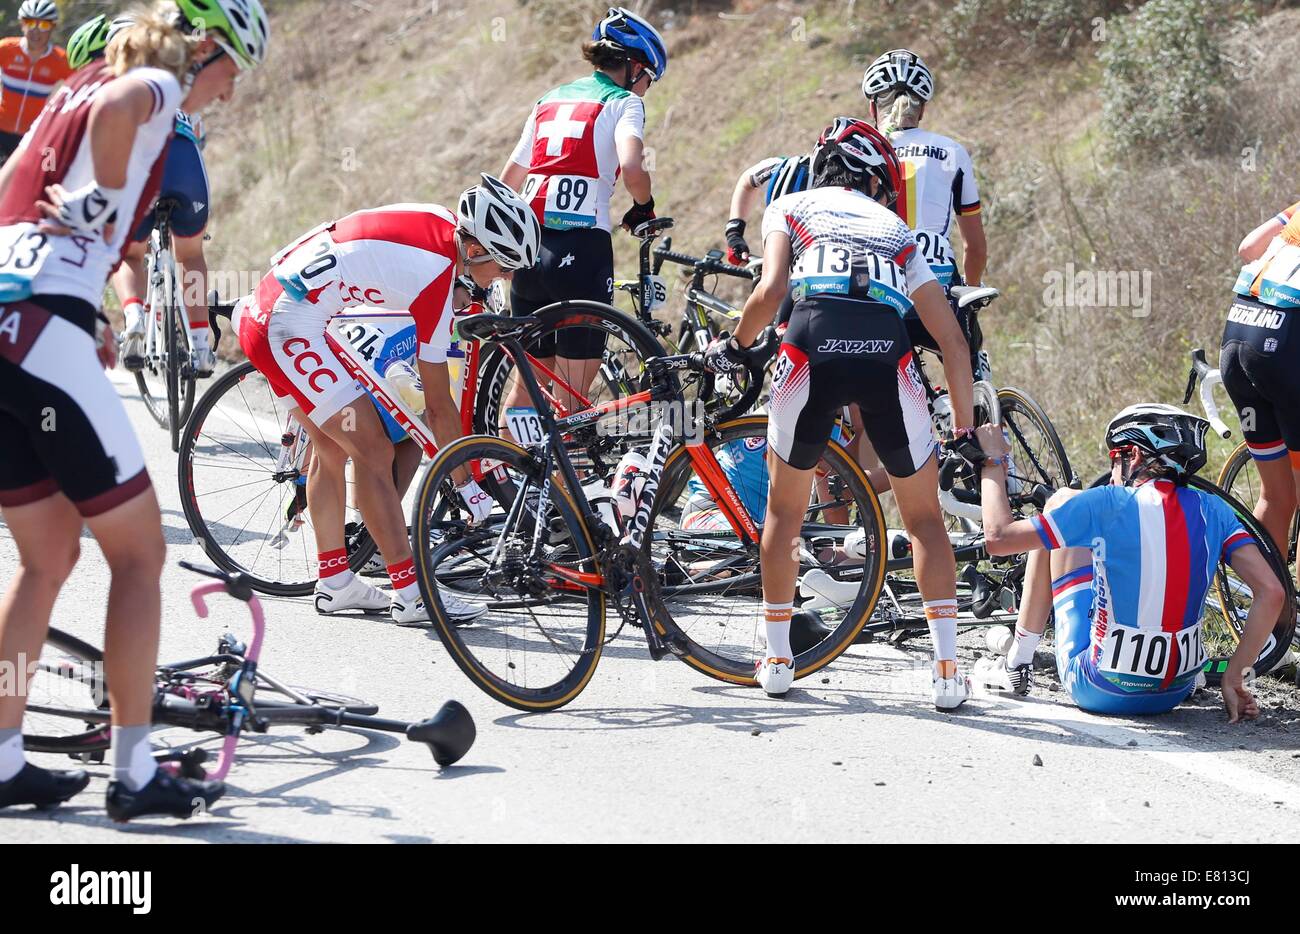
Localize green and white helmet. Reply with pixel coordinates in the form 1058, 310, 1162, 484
67, 14, 112, 69
174, 0, 270, 70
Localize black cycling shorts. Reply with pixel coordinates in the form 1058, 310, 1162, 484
1220, 295, 1300, 463
768, 296, 936, 475
130, 134, 210, 243
0, 295, 151, 515
510, 227, 614, 360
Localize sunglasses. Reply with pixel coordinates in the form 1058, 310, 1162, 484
21, 18, 54, 31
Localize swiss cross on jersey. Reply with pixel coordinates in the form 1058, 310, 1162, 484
523, 100, 604, 230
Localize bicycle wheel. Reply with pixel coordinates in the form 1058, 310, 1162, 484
998, 386, 1075, 506
635, 415, 887, 684
1196, 474, 1297, 679
22, 629, 111, 755
1217, 441, 1298, 565
410, 435, 606, 711
178, 361, 378, 596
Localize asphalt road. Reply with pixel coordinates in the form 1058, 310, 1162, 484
3, 366, 1299, 843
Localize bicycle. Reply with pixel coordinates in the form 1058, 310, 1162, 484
132, 198, 197, 453
179, 298, 665, 595
409, 314, 891, 711
22, 562, 476, 778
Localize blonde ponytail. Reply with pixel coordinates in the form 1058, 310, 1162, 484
105, 3, 195, 81
879, 91, 924, 134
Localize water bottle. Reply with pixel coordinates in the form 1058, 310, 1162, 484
612, 449, 650, 520
383, 359, 426, 414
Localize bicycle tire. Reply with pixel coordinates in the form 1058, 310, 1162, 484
1196, 474, 1296, 679
178, 361, 379, 596
410, 434, 607, 711
635, 415, 887, 684
22, 628, 111, 754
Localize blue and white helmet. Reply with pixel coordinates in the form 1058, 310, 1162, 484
591, 7, 668, 81
765, 154, 812, 205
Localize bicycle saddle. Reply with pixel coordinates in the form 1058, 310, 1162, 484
632, 217, 674, 239
950, 285, 1000, 310
456, 314, 538, 342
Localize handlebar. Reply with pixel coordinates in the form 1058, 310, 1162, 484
654, 245, 754, 280
646, 325, 778, 421
1182, 348, 1232, 439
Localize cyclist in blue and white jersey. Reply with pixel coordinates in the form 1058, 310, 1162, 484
704, 117, 978, 707
863, 49, 989, 378
973, 405, 1282, 721
723, 152, 813, 265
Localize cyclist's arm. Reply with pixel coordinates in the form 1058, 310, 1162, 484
956, 212, 986, 286
616, 132, 652, 204
1223, 541, 1286, 721
912, 277, 973, 429
499, 159, 529, 192
728, 166, 762, 223
1237, 215, 1285, 263
978, 459, 1044, 555
732, 230, 791, 346
86, 78, 159, 188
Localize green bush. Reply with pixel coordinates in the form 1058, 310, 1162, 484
1099, 0, 1244, 158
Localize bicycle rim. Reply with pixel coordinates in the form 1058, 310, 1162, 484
637, 415, 886, 683
998, 386, 1076, 501
178, 362, 375, 595
411, 435, 606, 711
22, 629, 111, 754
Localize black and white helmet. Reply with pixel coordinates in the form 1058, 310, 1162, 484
456, 174, 540, 271
19, 0, 59, 22
862, 49, 934, 102
1105, 403, 1209, 479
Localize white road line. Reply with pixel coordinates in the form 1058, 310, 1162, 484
869, 641, 1300, 810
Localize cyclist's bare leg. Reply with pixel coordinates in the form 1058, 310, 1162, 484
1249, 455, 1298, 573
0, 494, 83, 729
553, 357, 602, 414
291, 410, 347, 555
888, 454, 963, 675
761, 454, 818, 607
85, 487, 167, 726
318, 402, 410, 565
109, 241, 147, 311
174, 232, 209, 329
848, 405, 889, 492
393, 438, 423, 497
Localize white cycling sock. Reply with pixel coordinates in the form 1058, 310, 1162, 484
123, 299, 144, 333
764, 601, 793, 661
0, 729, 24, 782
189, 325, 210, 351
1008, 626, 1041, 668
111, 724, 157, 792
924, 599, 959, 675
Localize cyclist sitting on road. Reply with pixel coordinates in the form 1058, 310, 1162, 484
499, 6, 665, 424
235, 176, 540, 625
64, 10, 226, 379
1220, 199, 1300, 579
972, 406, 1282, 720
703, 117, 978, 707
0, 0, 268, 821
863, 49, 989, 379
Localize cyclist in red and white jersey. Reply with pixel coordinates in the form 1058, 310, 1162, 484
499, 6, 665, 419
704, 118, 978, 707
0, 1, 268, 822
237, 175, 539, 625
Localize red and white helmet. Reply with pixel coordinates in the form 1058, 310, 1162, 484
811, 117, 904, 209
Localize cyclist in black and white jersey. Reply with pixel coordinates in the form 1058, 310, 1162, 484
724, 152, 811, 265
704, 118, 978, 708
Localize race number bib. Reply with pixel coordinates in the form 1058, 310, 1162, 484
506, 407, 546, 445
527, 174, 598, 230
1097, 622, 1205, 687
0, 224, 53, 302
1236, 240, 1300, 308
273, 232, 337, 302
915, 231, 956, 288
792, 246, 912, 315
642, 274, 669, 313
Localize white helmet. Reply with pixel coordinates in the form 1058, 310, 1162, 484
18, 0, 59, 23
457, 174, 540, 271
862, 49, 934, 102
